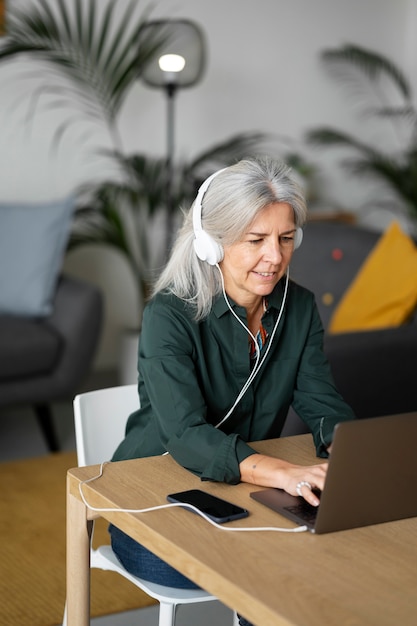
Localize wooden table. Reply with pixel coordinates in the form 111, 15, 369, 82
67, 435, 417, 626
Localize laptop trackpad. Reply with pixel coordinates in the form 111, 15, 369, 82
250, 488, 318, 530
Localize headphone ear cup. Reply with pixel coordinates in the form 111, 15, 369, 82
193, 230, 224, 265
294, 227, 303, 250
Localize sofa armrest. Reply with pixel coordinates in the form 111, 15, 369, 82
324, 323, 417, 418
46, 275, 104, 395
0, 275, 103, 407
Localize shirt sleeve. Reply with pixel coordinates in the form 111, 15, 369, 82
291, 300, 356, 457
138, 297, 256, 483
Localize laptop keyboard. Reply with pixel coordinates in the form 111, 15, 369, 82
284, 500, 319, 525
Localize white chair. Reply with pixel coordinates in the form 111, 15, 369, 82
64, 384, 226, 626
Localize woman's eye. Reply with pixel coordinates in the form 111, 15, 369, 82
280, 236, 294, 245
248, 238, 263, 244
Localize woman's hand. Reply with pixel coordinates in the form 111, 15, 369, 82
279, 463, 327, 506
240, 453, 328, 507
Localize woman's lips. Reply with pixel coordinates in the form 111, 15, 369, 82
253, 271, 277, 282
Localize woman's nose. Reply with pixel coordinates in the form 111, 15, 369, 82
264, 241, 282, 263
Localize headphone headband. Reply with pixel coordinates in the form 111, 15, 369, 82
192, 166, 303, 265
192, 168, 227, 265
192, 168, 227, 234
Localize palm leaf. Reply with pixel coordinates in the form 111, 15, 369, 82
322, 44, 412, 103
108, 132, 275, 217
186, 132, 272, 178
0, 0, 166, 147
306, 44, 417, 224
70, 131, 278, 274
306, 127, 380, 156
308, 127, 417, 214
348, 156, 417, 213
307, 127, 406, 181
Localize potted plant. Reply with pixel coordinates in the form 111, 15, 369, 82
0, 0, 171, 150
69, 132, 275, 311
0, 0, 316, 380
305, 43, 417, 231
0, 0, 305, 317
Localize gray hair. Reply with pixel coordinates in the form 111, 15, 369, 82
152, 156, 307, 320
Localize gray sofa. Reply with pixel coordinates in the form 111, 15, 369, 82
0, 275, 103, 451
289, 220, 417, 420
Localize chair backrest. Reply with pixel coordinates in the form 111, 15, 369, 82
73, 384, 139, 466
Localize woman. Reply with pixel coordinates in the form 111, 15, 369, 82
110, 157, 355, 622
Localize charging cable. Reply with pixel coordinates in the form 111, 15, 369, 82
78, 462, 308, 534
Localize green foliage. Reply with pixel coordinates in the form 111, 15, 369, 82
0, 0, 312, 311
0, 0, 165, 149
70, 131, 275, 300
306, 44, 417, 224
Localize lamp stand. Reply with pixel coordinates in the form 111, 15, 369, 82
165, 82, 176, 219
165, 83, 177, 251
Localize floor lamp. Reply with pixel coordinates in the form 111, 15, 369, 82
141, 19, 206, 218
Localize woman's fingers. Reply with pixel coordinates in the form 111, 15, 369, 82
296, 480, 320, 506
285, 463, 328, 506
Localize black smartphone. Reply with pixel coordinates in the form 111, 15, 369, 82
167, 489, 249, 523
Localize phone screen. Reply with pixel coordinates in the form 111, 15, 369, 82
167, 489, 249, 523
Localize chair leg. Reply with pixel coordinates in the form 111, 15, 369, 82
34, 403, 60, 452
62, 601, 67, 626
158, 601, 177, 626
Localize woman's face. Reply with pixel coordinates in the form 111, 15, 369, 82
219, 202, 297, 307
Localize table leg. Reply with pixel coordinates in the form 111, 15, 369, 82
66, 479, 92, 626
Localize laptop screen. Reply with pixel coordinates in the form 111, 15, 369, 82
250, 413, 417, 533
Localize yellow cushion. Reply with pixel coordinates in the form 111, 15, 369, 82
329, 221, 417, 333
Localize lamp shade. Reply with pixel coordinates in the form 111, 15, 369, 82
140, 19, 206, 89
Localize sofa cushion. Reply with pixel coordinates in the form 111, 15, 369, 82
329, 222, 417, 333
290, 221, 379, 329
0, 316, 62, 380
0, 196, 74, 317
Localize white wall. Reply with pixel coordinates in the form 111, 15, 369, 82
0, 0, 415, 369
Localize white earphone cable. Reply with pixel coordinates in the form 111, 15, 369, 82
214, 266, 290, 429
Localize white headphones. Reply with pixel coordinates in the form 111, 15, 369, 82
192, 168, 227, 265
294, 226, 303, 249
192, 168, 303, 264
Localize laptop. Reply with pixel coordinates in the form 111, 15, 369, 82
250, 413, 417, 534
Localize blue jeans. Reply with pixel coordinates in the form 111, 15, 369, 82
109, 525, 253, 625
109, 524, 200, 589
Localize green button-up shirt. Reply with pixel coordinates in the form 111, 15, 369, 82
112, 279, 355, 483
